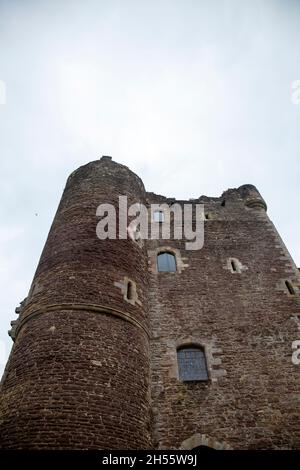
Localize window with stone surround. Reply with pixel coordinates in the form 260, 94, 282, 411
285, 280, 295, 295
157, 252, 176, 272
126, 280, 134, 301
231, 259, 238, 272
148, 246, 187, 274
114, 277, 141, 306
177, 345, 208, 382
228, 257, 242, 273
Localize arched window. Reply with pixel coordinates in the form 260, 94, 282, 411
157, 252, 176, 272
193, 446, 216, 452
177, 345, 208, 382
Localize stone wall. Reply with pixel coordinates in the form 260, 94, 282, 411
1, 158, 299, 449
147, 186, 300, 449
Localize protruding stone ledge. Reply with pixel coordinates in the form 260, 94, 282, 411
13, 303, 150, 341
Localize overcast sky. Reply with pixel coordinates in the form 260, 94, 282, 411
0, 0, 299, 374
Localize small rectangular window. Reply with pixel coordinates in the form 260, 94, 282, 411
177, 347, 208, 381
154, 211, 164, 222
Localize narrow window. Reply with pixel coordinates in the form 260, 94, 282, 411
177, 346, 208, 381
229, 257, 242, 273
154, 210, 164, 222
221, 200, 226, 207
231, 260, 237, 272
157, 252, 176, 272
126, 281, 134, 300
285, 280, 295, 295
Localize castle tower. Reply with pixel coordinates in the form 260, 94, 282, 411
0, 157, 151, 449
146, 184, 300, 450
1, 157, 300, 449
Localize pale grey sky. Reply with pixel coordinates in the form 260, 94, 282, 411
0, 0, 300, 373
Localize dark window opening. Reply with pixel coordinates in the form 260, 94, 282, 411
157, 252, 176, 272
126, 281, 134, 300
177, 346, 208, 382
193, 446, 216, 452
221, 200, 226, 207
231, 260, 237, 272
285, 280, 295, 295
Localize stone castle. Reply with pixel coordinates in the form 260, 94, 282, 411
0, 156, 299, 449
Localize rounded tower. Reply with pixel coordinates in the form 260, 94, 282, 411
0, 157, 151, 449
238, 184, 267, 211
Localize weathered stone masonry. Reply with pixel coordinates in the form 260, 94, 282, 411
0, 156, 299, 449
